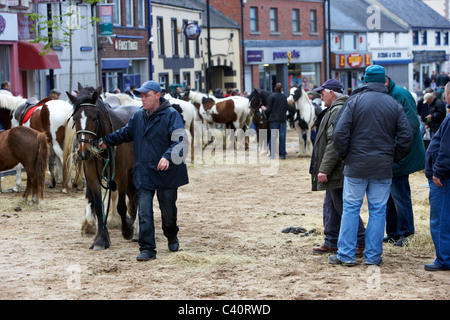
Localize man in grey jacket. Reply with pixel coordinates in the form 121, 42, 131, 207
330, 65, 413, 266
310, 79, 365, 255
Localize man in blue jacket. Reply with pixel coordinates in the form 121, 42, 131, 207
424, 82, 450, 271
99, 80, 189, 261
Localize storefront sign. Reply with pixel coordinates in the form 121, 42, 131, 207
273, 50, 300, 63
332, 52, 372, 69
99, 4, 113, 36
247, 50, 263, 63
413, 50, 446, 63
115, 39, 138, 51
347, 53, 363, 68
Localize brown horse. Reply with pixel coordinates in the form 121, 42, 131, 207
248, 88, 271, 153
68, 84, 139, 250
0, 126, 48, 204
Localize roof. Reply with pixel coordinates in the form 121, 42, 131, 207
151, 0, 240, 29
331, 0, 408, 33
374, 0, 450, 29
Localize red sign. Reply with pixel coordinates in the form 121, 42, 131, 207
347, 53, 363, 68
339, 55, 346, 68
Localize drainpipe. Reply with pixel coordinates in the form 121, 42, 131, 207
148, 0, 153, 80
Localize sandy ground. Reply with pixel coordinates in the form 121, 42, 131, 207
0, 130, 449, 302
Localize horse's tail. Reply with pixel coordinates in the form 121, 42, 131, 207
40, 104, 52, 142
62, 117, 76, 192
35, 131, 49, 200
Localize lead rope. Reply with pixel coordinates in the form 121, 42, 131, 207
93, 138, 116, 229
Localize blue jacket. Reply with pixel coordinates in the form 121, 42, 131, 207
426, 115, 450, 180
103, 98, 189, 190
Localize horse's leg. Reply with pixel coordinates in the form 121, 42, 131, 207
106, 190, 121, 229
13, 163, 23, 192
305, 128, 313, 156
117, 190, 134, 240
295, 124, 306, 157
81, 183, 96, 235
48, 153, 57, 188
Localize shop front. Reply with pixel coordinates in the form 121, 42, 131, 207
372, 49, 412, 91
331, 51, 372, 95
246, 45, 322, 94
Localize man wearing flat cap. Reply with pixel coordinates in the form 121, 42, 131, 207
330, 65, 413, 266
310, 79, 366, 256
99, 80, 189, 261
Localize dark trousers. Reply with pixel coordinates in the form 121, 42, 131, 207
323, 188, 365, 248
138, 188, 179, 256
386, 175, 415, 238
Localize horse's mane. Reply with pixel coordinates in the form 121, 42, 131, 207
0, 94, 26, 111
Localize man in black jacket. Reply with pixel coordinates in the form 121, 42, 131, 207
262, 83, 291, 159
330, 65, 413, 266
423, 92, 446, 137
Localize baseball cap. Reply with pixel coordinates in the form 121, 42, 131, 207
133, 80, 162, 95
314, 79, 344, 94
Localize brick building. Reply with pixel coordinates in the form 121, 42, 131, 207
209, 0, 326, 94
97, 0, 150, 93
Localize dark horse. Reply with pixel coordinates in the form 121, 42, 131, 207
0, 126, 48, 204
248, 88, 271, 152
68, 84, 139, 250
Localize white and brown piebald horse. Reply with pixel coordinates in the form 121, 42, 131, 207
287, 86, 317, 157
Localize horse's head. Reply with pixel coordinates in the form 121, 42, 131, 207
68, 84, 110, 160
248, 89, 262, 115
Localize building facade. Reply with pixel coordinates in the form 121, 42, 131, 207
209, 0, 326, 95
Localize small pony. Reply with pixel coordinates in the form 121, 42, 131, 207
0, 126, 48, 204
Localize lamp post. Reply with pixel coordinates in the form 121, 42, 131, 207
206, 0, 212, 93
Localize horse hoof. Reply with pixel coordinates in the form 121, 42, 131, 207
92, 245, 107, 251
61, 188, 68, 194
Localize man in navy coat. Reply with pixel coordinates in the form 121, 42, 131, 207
100, 80, 189, 261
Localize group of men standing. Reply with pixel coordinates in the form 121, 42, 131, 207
310, 65, 450, 271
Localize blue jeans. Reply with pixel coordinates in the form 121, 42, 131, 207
323, 188, 365, 249
269, 121, 286, 158
138, 188, 179, 256
386, 175, 415, 238
338, 176, 392, 264
429, 179, 450, 269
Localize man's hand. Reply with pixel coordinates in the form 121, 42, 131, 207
157, 157, 170, 170
433, 176, 443, 187
318, 172, 328, 183
98, 140, 107, 150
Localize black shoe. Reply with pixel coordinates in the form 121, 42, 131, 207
136, 250, 156, 261
424, 263, 445, 271
383, 235, 399, 243
394, 235, 413, 247
168, 238, 179, 252
328, 254, 356, 267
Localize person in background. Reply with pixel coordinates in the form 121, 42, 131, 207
384, 76, 426, 247
262, 83, 290, 159
423, 92, 446, 137
0, 81, 12, 96
331, 65, 413, 266
51, 89, 61, 100
310, 79, 365, 256
424, 82, 450, 272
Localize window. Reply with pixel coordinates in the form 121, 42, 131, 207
172, 19, 179, 56
310, 10, 317, 33
435, 31, 441, 45
195, 71, 202, 92
194, 21, 200, 57
335, 34, 343, 50
412, 30, 419, 45
157, 17, 165, 56
444, 31, 449, 45
270, 8, 278, 33
183, 20, 190, 57
112, 0, 121, 26
250, 7, 258, 33
421, 30, 427, 45
159, 74, 169, 90
379, 33, 383, 46
126, 0, 133, 27
183, 72, 191, 89
292, 9, 300, 33
138, 0, 145, 28
352, 34, 358, 50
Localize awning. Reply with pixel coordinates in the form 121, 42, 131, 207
18, 41, 61, 70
